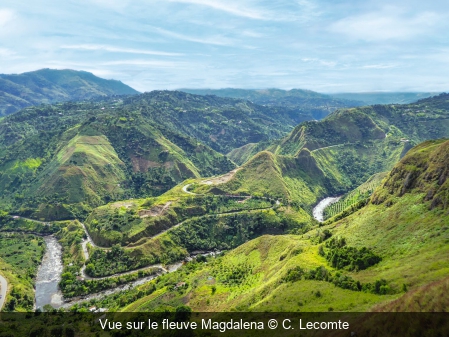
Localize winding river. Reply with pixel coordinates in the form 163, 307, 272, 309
32, 192, 333, 309
312, 196, 341, 222
34, 229, 220, 309
35, 236, 64, 310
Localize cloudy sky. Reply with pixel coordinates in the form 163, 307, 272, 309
1, 0, 448, 92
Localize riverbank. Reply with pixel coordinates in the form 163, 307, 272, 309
312, 197, 341, 222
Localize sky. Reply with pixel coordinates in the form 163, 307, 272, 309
0, 0, 448, 93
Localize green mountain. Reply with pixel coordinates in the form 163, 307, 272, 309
229, 93, 449, 165
0, 89, 325, 220
180, 88, 361, 120
0, 94, 256, 219
213, 93, 449, 215
123, 90, 324, 154
330, 92, 439, 105
0, 68, 139, 116
109, 138, 449, 313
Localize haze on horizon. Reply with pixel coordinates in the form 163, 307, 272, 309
0, 0, 448, 93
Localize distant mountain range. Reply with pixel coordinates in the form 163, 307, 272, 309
329, 92, 439, 105
0, 69, 139, 116
181, 88, 362, 120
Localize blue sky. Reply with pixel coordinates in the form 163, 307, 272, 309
0, 0, 448, 92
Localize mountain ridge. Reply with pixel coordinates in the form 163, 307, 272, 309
0, 68, 139, 116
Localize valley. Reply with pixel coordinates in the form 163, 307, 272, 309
0, 79, 448, 315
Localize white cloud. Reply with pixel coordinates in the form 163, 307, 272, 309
361, 64, 397, 69
167, 0, 265, 20
301, 58, 337, 67
61, 44, 183, 56
0, 8, 14, 27
0, 47, 15, 57
102, 60, 191, 68
331, 9, 441, 41
154, 27, 235, 46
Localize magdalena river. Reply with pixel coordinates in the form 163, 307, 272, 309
35, 236, 64, 309
312, 196, 341, 222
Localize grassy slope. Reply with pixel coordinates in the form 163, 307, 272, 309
115, 139, 449, 312
0, 98, 235, 220
214, 95, 449, 209
118, 234, 394, 312
230, 93, 449, 167
202, 115, 407, 210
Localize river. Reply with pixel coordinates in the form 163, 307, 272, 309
35, 232, 220, 309
312, 197, 341, 222
35, 236, 64, 310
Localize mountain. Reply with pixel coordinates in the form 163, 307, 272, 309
114, 138, 449, 312
330, 92, 439, 105
0, 90, 323, 220
229, 93, 449, 165
180, 88, 362, 120
120, 91, 315, 154
210, 93, 449, 214
0, 69, 139, 116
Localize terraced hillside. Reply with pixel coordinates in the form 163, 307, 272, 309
95, 138, 449, 312
0, 69, 139, 116
323, 172, 387, 221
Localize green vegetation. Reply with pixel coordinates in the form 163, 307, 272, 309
85, 235, 394, 312
0, 212, 61, 235
330, 91, 437, 105
0, 92, 248, 219
60, 266, 158, 298
181, 88, 360, 121
323, 172, 387, 220
85, 138, 449, 312
0, 233, 45, 311
0, 68, 139, 116
320, 237, 382, 271
2, 87, 449, 313
85, 206, 310, 277
85, 192, 274, 247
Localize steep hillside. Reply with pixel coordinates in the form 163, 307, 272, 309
199, 150, 332, 209
232, 93, 449, 166
107, 139, 449, 313
123, 91, 313, 154
276, 109, 386, 155
0, 97, 236, 220
181, 88, 361, 120
0, 69, 139, 116
197, 108, 410, 208
371, 138, 449, 209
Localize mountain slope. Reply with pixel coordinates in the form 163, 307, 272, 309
181, 88, 361, 120
123, 91, 314, 154
114, 138, 449, 313
0, 68, 139, 116
230, 93, 449, 166
197, 108, 411, 208
0, 97, 236, 219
